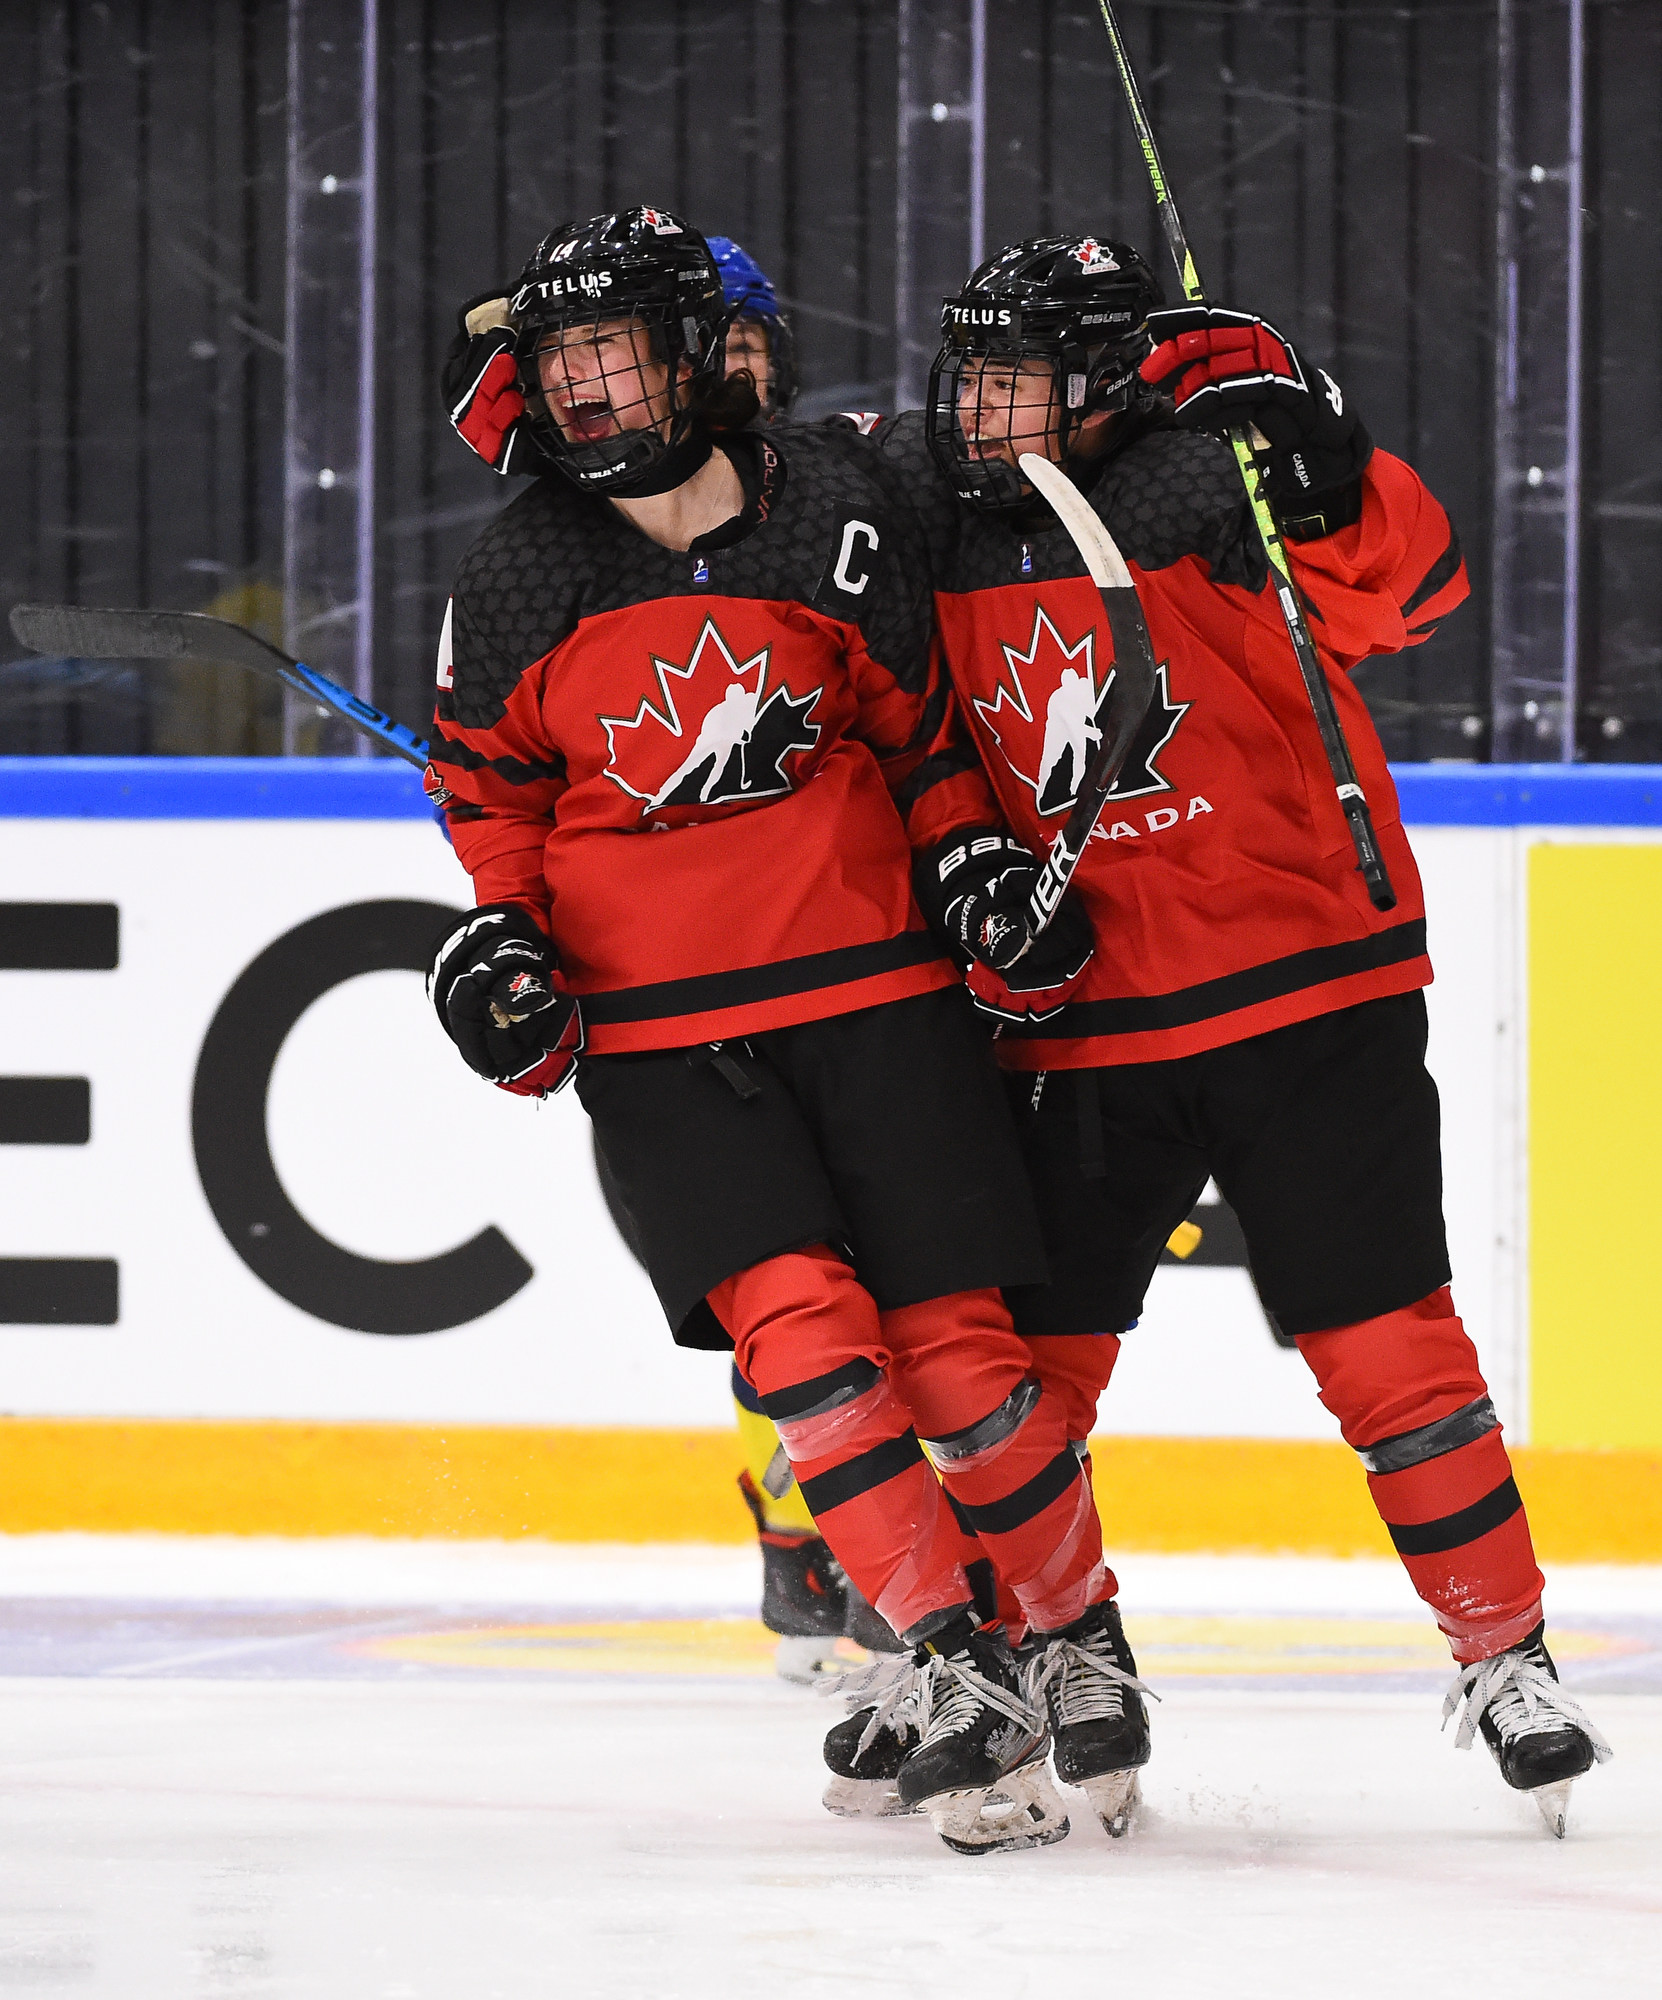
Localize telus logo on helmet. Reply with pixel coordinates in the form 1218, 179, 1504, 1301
944, 303, 1021, 339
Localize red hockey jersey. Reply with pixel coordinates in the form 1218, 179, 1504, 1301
871, 414, 1469, 1070
427, 430, 990, 1054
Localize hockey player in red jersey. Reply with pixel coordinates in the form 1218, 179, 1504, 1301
867, 231, 1609, 1833
446, 231, 907, 1684
424, 207, 1130, 1853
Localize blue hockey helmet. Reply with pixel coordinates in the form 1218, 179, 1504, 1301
706, 235, 797, 415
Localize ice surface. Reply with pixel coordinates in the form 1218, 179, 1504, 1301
0, 1538, 1657, 1998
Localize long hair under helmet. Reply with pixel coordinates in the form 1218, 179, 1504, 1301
509, 205, 730, 498
925, 233, 1164, 511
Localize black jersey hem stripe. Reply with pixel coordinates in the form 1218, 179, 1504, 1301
1402, 529, 1465, 619
427, 730, 567, 788
579, 930, 946, 1026
955, 1448, 1081, 1536
1383, 1477, 1521, 1557
798, 1433, 925, 1515
995, 918, 1427, 1041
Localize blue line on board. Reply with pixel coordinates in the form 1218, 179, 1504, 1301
2, 759, 1662, 826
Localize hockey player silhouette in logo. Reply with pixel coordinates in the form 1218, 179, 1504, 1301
651, 680, 763, 807
647, 674, 820, 811
1036, 666, 1104, 815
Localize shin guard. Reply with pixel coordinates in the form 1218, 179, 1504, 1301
883, 1288, 1114, 1634
1298, 1288, 1544, 1662
710, 1248, 972, 1642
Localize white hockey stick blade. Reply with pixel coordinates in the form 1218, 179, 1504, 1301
1017, 452, 1135, 590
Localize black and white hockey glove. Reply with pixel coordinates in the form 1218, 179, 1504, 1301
914, 828, 1094, 994
441, 291, 556, 478
428, 905, 582, 1098
1139, 304, 1372, 538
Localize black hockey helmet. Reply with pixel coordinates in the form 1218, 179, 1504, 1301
926, 233, 1164, 510
509, 205, 729, 496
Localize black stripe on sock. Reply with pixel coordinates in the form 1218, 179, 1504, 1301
798, 1432, 924, 1516
957, 1448, 1081, 1537
1360, 1395, 1498, 1475
760, 1356, 881, 1425
1384, 1476, 1522, 1557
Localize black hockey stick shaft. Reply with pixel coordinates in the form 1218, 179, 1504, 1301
7, 604, 431, 769
1095, 0, 1396, 912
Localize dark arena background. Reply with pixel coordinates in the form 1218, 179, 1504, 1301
3, 1, 1658, 763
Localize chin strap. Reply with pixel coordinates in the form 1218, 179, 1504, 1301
605, 426, 714, 498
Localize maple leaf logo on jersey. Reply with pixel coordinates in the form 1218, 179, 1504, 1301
972, 604, 1187, 814
599, 617, 822, 815
1071, 238, 1119, 275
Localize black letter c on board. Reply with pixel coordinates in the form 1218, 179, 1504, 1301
191, 899, 533, 1335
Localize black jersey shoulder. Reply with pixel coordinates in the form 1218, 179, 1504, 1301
1093, 426, 1266, 590
445, 429, 931, 731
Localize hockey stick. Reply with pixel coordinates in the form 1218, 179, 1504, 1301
7, 604, 431, 769
1016, 450, 1159, 934
1093, 0, 1396, 912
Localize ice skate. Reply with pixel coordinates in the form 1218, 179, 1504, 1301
738, 1471, 852, 1684
895, 1615, 1069, 1855
820, 1655, 923, 1818
1442, 1623, 1613, 1837
1027, 1598, 1156, 1837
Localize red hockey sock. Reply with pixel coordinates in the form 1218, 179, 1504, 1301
709, 1246, 972, 1642
1297, 1287, 1545, 1663
883, 1288, 1113, 1634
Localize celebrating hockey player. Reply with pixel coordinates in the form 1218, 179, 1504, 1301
445, 229, 895, 1682
856, 230, 1610, 1833
424, 206, 1135, 1853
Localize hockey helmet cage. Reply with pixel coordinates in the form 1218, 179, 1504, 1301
926, 233, 1164, 510
509, 205, 729, 496
706, 234, 797, 415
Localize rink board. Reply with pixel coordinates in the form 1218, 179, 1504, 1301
0, 759, 1658, 1549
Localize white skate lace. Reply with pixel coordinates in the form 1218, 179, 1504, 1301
816, 1653, 923, 1759
1027, 1628, 1158, 1730
915, 1648, 1042, 1750
1441, 1647, 1613, 1763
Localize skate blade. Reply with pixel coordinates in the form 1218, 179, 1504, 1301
1530, 1779, 1574, 1840
1079, 1768, 1142, 1839
774, 1635, 854, 1686
925, 1761, 1071, 1856
822, 1773, 912, 1820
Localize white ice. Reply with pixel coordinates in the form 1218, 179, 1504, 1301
0, 1537, 1657, 1998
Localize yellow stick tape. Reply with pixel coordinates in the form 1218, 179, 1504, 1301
0, 1420, 1657, 1561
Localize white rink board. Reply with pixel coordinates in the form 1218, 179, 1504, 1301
0, 811, 1511, 1435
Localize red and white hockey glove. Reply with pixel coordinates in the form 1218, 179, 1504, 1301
1139, 303, 1371, 536
442, 292, 555, 478
913, 827, 1094, 995
428, 905, 582, 1098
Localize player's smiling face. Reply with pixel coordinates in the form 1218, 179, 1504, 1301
957, 354, 1063, 472
535, 317, 685, 445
